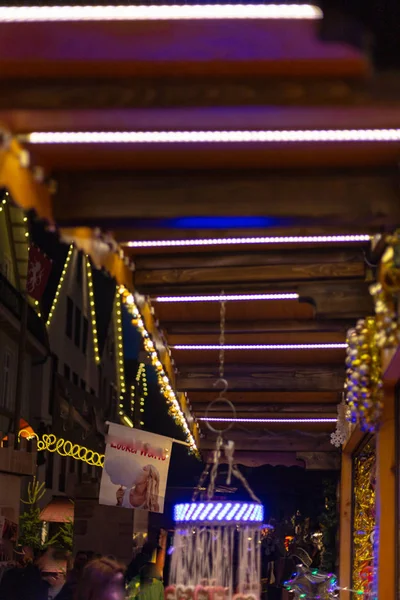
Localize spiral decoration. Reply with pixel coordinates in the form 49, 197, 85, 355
20, 431, 104, 467
345, 317, 383, 432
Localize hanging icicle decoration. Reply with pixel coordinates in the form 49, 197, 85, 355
168, 294, 264, 600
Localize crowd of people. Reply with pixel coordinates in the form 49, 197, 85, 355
0, 542, 163, 600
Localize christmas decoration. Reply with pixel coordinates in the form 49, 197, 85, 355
344, 317, 383, 432
85, 255, 101, 364
284, 565, 365, 599
46, 244, 74, 327
118, 285, 198, 455
27, 244, 52, 301
330, 399, 350, 447
352, 443, 376, 597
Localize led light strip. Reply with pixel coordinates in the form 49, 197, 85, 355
198, 417, 337, 423
0, 4, 323, 22
46, 244, 73, 327
119, 286, 198, 454
24, 128, 400, 145
136, 362, 147, 427
172, 343, 347, 350
154, 292, 299, 303
85, 256, 101, 364
125, 234, 371, 248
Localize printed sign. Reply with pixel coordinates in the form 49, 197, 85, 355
99, 422, 173, 514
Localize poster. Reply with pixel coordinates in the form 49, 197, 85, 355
99, 423, 173, 514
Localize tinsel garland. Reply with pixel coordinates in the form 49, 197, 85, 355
352, 443, 376, 597
345, 317, 383, 433
369, 233, 400, 348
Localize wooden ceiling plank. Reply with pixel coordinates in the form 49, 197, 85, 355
177, 364, 344, 391
135, 261, 365, 288
54, 168, 400, 228
188, 391, 339, 403
161, 318, 354, 334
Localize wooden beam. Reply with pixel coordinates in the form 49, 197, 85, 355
200, 429, 335, 452
5, 74, 400, 110
162, 319, 354, 335
188, 390, 339, 404
136, 248, 366, 270
177, 364, 345, 391
339, 452, 352, 600
54, 168, 400, 230
376, 384, 396, 600
192, 403, 337, 414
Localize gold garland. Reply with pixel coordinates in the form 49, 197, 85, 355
345, 317, 383, 432
352, 443, 376, 594
370, 232, 400, 348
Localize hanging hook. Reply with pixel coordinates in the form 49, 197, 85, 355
213, 378, 229, 395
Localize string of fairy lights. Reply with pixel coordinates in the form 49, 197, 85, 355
85, 255, 101, 364
118, 285, 198, 454
46, 244, 74, 327
136, 362, 147, 427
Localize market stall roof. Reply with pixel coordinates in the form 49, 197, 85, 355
39, 497, 74, 523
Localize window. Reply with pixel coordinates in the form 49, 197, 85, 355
66, 297, 73, 338
80, 379, 86, 391
64, 364, 71, 380
0, 350, 12, 410
1, 255, 11, 281
82, 317, 88, 354
59, 456, 67, 492
45, 451, 54, 489
74, 306, 82, 348
76, 254, 83, 286
69, 457, 75, 474
72, 372, 78, 386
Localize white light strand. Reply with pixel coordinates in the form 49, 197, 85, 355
24, 129, 400, 145
85, 256, 101, 364
154, 292, 299, 303
172, 343, 347, 350
126, 234, 371, 248
46, 244, 73, 327
199, 417, 337, 423
0, 4, 323, 23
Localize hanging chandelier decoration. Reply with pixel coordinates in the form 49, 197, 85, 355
167, 295, 264, 600
344, 317, 383, 433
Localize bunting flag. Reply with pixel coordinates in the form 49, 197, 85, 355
27, 244, 52, 301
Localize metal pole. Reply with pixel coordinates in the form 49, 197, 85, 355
13, 292, 28, 447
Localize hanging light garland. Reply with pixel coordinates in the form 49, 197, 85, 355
19, 430, 104, 467
136, 362, 147, 427
46, 244, 74, 327
118, 285, 198, 455
114, 291, 126, 396
345, 317, 383, 432
85, 256, 101, 365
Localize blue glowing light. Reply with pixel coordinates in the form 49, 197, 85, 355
174, 501, 264, 524
169, 216, 288, 229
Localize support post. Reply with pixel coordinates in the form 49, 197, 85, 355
13, 293, 28, 446
339, 452, 352, 600
376, 384, 396, 600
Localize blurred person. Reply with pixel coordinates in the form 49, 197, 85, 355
56, 551, 90, 600
74, 556, 125, 600
125, 542, 158, 584
127, 563, 164, 600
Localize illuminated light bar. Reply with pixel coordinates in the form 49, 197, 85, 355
174, 502, 264, 524
24, 128, 400, 145
125, 234, 371, 248
154, 293, 299, 303
198, 417, 337, 423
172, 343, 347, 350
0, 4, 323, 22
